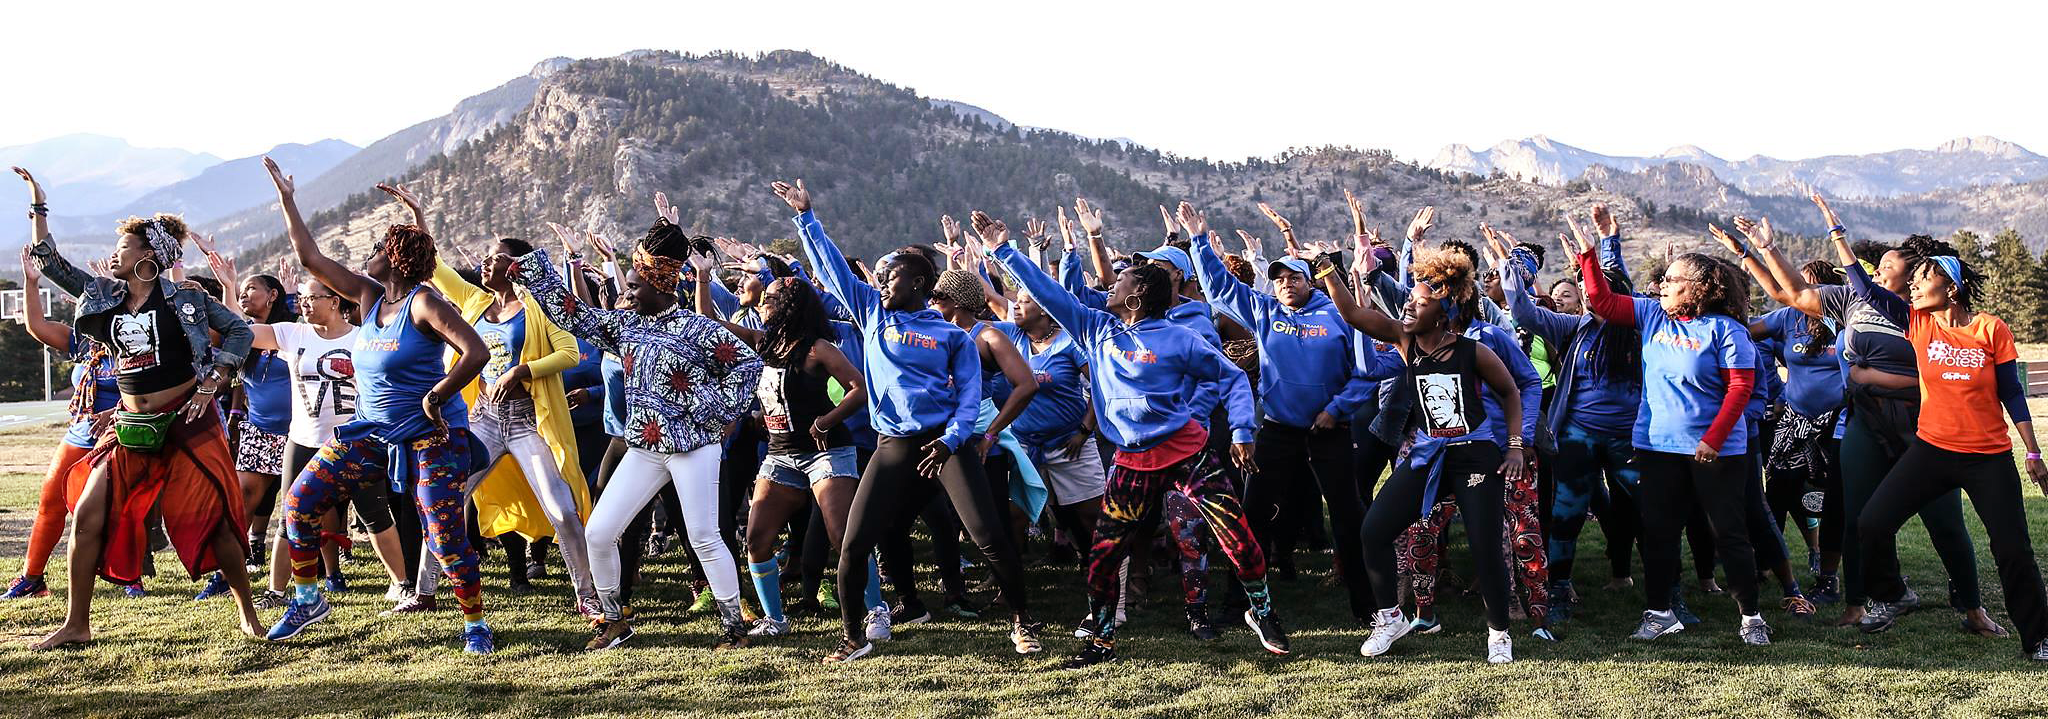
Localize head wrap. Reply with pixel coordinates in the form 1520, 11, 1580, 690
632, 246, 685, 294
141, 219, 183, 268
1509, 246, 1541, 281
1928, 255, 1965, 292
932, 270, 985, 310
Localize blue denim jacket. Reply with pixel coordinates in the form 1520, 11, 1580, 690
30, 236, 252, 376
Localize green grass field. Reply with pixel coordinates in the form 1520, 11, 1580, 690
3, 415, 2048, 719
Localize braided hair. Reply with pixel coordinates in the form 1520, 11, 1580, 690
1128, 264, 1176, 319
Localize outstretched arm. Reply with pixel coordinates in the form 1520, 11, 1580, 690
502, 249, 627, 355
267, 157, 378, 306
1180, 202, 1264, 329
1073, 198, 1115, 291
1316, 251, 1401, 343
776, 180, 881, 326
15, 167, 90, 298
16, 248, 71, 352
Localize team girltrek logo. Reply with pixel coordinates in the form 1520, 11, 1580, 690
883, 327, 941, 349
1651, 330, 1704, 352
1926, 339, 1988, 381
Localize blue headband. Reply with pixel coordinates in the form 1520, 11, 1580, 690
1928, 255, 1964, 290
1509, 247, 1540, 279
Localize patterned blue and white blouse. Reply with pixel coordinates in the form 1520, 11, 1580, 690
513, 248, 762, 455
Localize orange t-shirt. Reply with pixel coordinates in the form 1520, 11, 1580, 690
1910, 311, 2019, 454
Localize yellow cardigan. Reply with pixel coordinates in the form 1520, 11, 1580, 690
432, 260, 591, 539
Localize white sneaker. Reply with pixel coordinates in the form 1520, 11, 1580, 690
864, 605, 893, 642
749, 617, 792, 638
1359, 608, 1412, 657
383, 582, 409, 602
1487, 628, 1514, 663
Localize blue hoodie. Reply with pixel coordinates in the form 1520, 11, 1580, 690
794, 210, 980, 451
1466, 320, 1543, 448
1054, 246, 1223, 419
995, 244, 1256, 449
1191, 235, 1390, 428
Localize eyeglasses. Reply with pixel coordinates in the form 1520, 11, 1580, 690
303, 293, 341, 302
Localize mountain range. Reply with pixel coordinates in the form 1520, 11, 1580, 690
1428, 135, 2048, 199
11, 50, 2048, 279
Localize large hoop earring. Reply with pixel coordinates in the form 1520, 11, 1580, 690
134, 259, 160, 283
1123, 296, 1142, 313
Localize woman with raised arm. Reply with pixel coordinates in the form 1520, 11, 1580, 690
204, 252, 411, 607
1496, 207, 1644, 622
1725, 198, 1996, 633
778, 180, 1041, 664
3, 246, 123, 601
1315, 240, 1530, 663
691, 254, 876, 640
1178, 201, 1382, 626
1843, 248, 2048, 659
257, 158, 495, 654
992, 289, 1109, 615
394, 195, 597, 617
500, 217, 760, 652
1563, 220, 1774, 646
981, 206, 1292, 668
16, 167, 261, 650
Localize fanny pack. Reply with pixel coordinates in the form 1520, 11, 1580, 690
113, 410, 177, 453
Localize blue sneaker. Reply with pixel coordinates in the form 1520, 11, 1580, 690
1409, 616, 1442, 635
1670, 586, 1702, 627
324, 573, 349, 594
3, 575, 50, 599
194, 572, 230, 600
123, 583, 148, 599
266, 595, 332, 641
463, 624, 495, 654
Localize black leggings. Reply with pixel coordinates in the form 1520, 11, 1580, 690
838, 430, 1028, 640
1245, 422, 1367, 619
1860, 439, 2048, 653
1637, 451, 1760, 615
1361, 442, 1512, 631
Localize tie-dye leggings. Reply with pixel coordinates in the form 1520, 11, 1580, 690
284, 431, 482, 621
1090, 450, 1263, 633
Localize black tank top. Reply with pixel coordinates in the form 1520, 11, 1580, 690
758, 339, 851, 454
1404, 335, 1484, 439
82, 287, 197, 396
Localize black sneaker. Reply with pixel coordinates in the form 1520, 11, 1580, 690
1186, 605, 1220, 641
1062, 639, 1116, 669
1074, 615, 1101, 639
1861, 599, 1904, 634
891, 601, 932, 626
713, 623, 752, 650
1810, 574, 1841, 605
245, 541, 268, 572
943, 595, 984, 619
1244, 609, 1291, 655
506, 578, 536, 595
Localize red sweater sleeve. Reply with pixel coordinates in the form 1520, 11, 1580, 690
1699, 367, 1754, 452
1579, 250, 1635, 327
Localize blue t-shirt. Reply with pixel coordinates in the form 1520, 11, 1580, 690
241, 351, 293, 435
475, 308, 527, 389
62, 343, 120, 448
1631, 298, 1757, 455
1760, 306, 1846, 418
997, 322, 1091, 449
601, 353, 626, 438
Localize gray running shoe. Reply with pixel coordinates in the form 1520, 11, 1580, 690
1630, 610, 1685, 641
1739, 615, 1772, 646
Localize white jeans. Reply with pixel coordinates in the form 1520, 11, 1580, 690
587, 444, 734, 607
417, 399, 595, 601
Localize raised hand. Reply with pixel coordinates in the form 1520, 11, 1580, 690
934, 241, 968, 268
770, 179, 812, 213
1237, 229, 1263, 257
940, 214, 964, 245
688, 251, 715, 277
653, 192, 681, 225
1810, 191, 1843, 232
1556, 232, 1585, 260
1256, 201, 1292, 235
1344, 189, 1368, 237
87, 258, 108, 277
1158, 205, 1178, 236
1406, 206, 1436, 243
206, 252, 238, 289
1732, 216, 1776, 251
375, 183, 422, 213
1707, 224, 1746, 256
1591, 202, 1618, 238
968, 210, 1009, 251
187, 231, 218, 257
1023, 217, 1050, 250
1479, 223, 1510, 263
263, 157, 294, 197
19, 246, 38, 284
547, 222, 584, 256
277, 258, 298, 291
1564, 213, 1595, 257
1174, 201, 1208, 239
584, 230, 617, 262
13, 167, 45, 204
1073, 198, 1105, 237
1056, 207, 1078, 251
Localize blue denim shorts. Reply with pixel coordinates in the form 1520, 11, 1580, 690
760, 445, 860, 489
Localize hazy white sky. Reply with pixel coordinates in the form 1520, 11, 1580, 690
10, 0, 2043, 164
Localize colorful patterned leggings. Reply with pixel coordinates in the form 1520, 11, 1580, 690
1090, 450, 1262, 637
1401, 467, 1550, 625
285, 431, 482, 621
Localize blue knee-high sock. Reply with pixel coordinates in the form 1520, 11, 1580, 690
864, 555, 885, 610
750, 560, 784, 622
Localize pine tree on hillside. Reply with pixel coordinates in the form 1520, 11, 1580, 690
1981, 229, 2045, 341
1950, 230, 1984, 264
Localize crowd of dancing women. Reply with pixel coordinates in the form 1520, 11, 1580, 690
6, 155, 2048, 667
